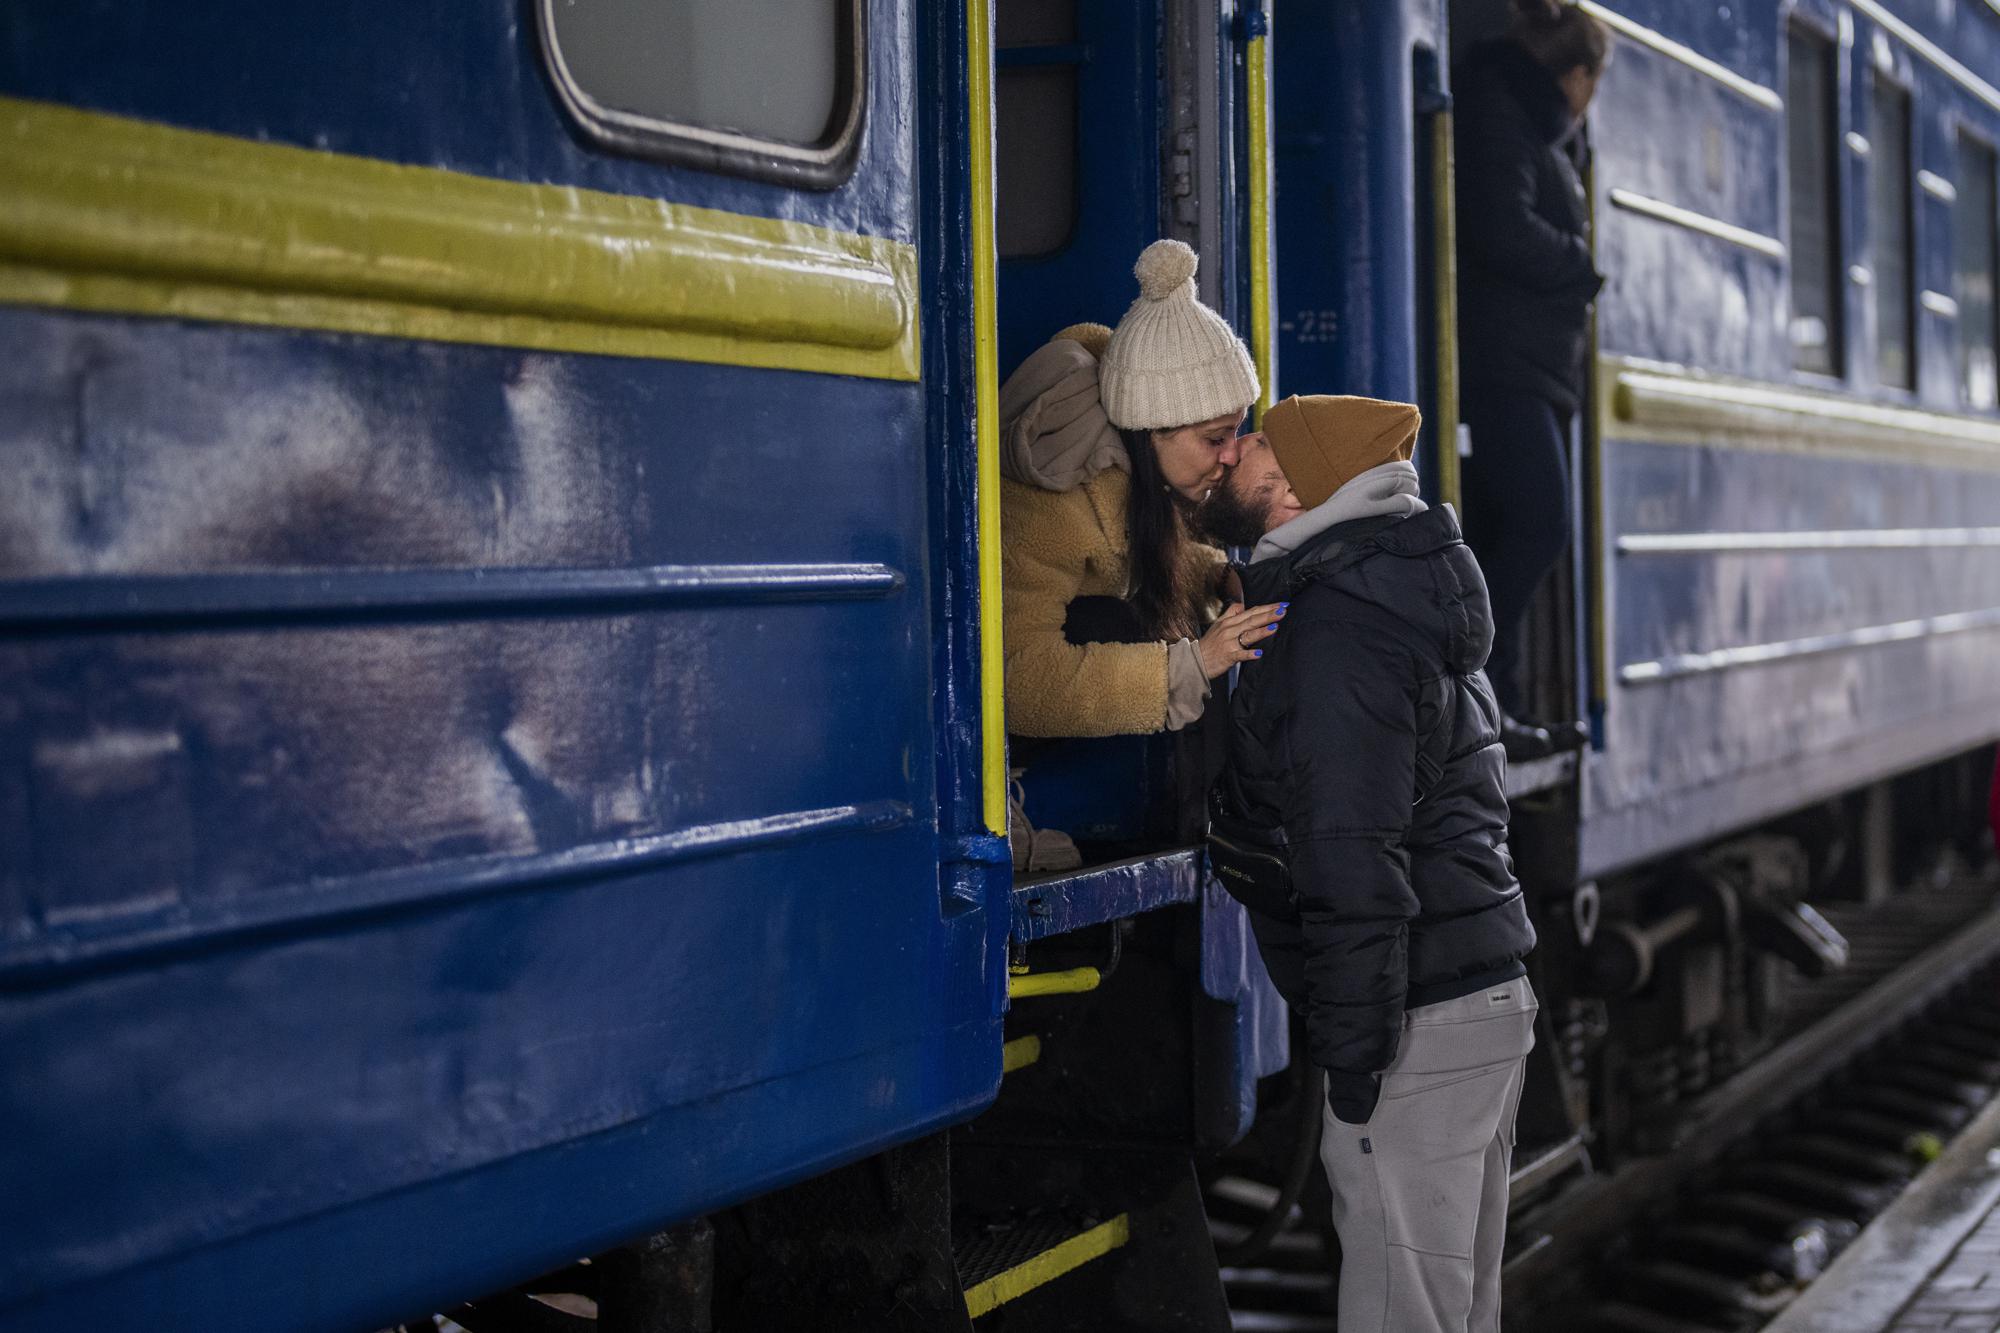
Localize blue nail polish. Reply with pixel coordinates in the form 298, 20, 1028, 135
1279, 602, 1290, 610
1253, 649, 1264, 658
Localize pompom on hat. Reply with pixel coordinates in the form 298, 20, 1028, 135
1099, 239, 1261, 431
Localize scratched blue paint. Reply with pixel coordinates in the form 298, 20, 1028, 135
0, 293, 1003, 1326
0, 0, 1015, 1323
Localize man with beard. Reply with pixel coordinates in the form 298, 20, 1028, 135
1199, 396, 1537, 1333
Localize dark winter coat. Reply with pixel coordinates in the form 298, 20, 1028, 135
1217, 506, 1537, 1123
1454, 39, 1604, 413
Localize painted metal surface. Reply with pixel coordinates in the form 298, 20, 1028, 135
1194, 873, 1293, 1144
0, 563, 906, 633
0, 96, 920, 380
0, 301, 996, 1329
0, 0, 916, 242
1011, 850, 1205, 942
1273, 0, 1421, 403
0, 2, 1015, 1330
1245, 27, 1277, 416
967, 0, 1007, 836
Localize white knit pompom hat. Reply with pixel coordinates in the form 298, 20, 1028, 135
1099, 239, 1261, 431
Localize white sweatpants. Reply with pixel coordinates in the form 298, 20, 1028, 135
1318, 979, 1538, 1333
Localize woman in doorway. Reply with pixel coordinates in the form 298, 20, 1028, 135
1455, 0, 1609, 758
998, 239, 1279, 739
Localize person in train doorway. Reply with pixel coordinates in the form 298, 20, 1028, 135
995, 238, 1284, 866
1454, 0, 1611, 759
1200, 397, 1538, 1333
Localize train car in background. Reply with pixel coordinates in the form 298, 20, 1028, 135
4, 0, 1999, 1330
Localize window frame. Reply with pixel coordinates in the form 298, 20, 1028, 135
1784, 17, 1847, 381
535, 0, 868, 191
1954, 125, 2000, 413
1867, 66, 1919, 392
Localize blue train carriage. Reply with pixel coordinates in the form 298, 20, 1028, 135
1575, 0, 2000, 879
0, 0, 1296, 1330
0, 0, 1012, 1328
1558, 0, 2000, 1150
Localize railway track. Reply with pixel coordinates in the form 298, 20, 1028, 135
1207, 866, 2000, 1332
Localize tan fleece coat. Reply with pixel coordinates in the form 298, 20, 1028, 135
1003, 468, 1163, 737
1002, 468, 1225, 738
1000, 331, 1223, 738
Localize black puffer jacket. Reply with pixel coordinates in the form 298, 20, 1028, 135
1454, 38, 1603, 412
1217, 507, 1536, 1123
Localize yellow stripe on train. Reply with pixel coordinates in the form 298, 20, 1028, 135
0, 94, 920, 380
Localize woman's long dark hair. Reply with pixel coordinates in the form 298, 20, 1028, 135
1121, 427, 1201, 641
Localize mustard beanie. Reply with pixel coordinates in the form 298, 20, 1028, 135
1099, 240, 1261, 431
1262, 394, 1422, 509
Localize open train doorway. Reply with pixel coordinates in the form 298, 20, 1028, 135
1445, 0, 1596, 756
990, 0, 1251, 856
992, 0, 1161, 373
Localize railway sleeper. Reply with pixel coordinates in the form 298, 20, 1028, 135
1586, 1300, 1742, 1333
1763, 1132, 1919, 1183
1793, 1107, 1936, 1154
1726, 1162, 1900, 1220
1884, 1044, 2000, 1085
1859, 1061, 1994, 1110
1614, 1259, 1794, 1319
1839, 1084, 1976, 1132
1647, 1221, 1827, 1281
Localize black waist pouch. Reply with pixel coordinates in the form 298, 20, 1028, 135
1205, 794, 1296, 921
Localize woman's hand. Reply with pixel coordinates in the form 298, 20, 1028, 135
1197, 601, 1286, 679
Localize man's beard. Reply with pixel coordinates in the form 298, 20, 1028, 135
1196, 480, 1272, 549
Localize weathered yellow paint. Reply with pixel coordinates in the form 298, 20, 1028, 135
0, 95, 920, 379
967, 0, 1009, 836
964, 1214, 1130, 1319
1246, 34, 1276, 416
1008, 967, 1100, 999
1583, 159, 1608, 718
1431, 110, 1462, 513
1600, 355, 2000, 471
1001, 1034, 1042, 1073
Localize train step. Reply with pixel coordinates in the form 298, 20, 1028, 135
956, 1213, 1131, 1321
952, 1139, 1231, 1331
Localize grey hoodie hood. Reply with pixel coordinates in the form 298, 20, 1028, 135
1250, 459, 1427, 563
997, 337, 1129, 492
1240, 502, 1492, 678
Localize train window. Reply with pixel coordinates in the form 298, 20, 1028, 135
1870, 72, 1917, 389
995, 0, 1079, 258
1956, 135, 2000, 411
1786, 23, 1844, 377
537, 0, 864, 188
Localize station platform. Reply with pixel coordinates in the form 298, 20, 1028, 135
1767, 1092, 2000, 1333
